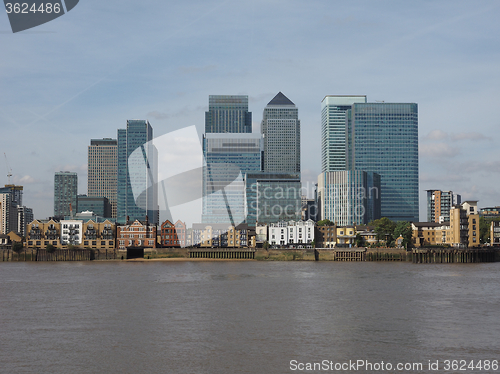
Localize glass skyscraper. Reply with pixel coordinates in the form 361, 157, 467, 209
245, 172, 302, 226
54, 171, 77, 217
321, 95, 367, 173
261, 92, 300, 173
205, 95, 252, 133
117, 120, 158, 224
346, 103, 419, 222
202, 133, 262, 225
317, 170, 380, 226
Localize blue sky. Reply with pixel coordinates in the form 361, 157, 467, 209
1, 0, 500, 221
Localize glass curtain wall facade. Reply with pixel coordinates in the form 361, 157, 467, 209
202, 133, 262, 225
54, 172, 78, 217
245, 172, 302, 226
117, 120, 158, 224
321, 95, 367, 173
205, 95, 252, 133
88, 138, 117, 218
317, 170, 380, 226
346, 103, 419, 222
261, 92, 300, 173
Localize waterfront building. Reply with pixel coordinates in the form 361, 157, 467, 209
268, 220, 315, 247
426, 190, 461, 223
60, 220, 84, 246
54, 171, 78, 218
317, 170, 381, 226
88, 138, 118, 218
261, 92, 300, 173
255, 224, 268, 246
77, 195, 112, 218
321, 95, 367, 173
117, 218, 157, 250
191, 223, 252, 248
25, 218, 115, 250
17, 206, 33, 237
336, 226, 356, 246
314, 224, 337, 248
117, 120, 158, 224
160, 219, 186, 247
412, 201, 479, 248
245, 172, 302, 226
491, 221, 500, 245
411, 222, 445, 247
346, 103, 419, 222
0, 185, 24, 234
205, 95, 252, 133
202, 133, 263, 225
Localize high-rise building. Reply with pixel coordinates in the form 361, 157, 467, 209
17, 206, 33, 237
205, 95, 252, 133
245, 172, 302, 226
117, 120, 158, 224
317, 170, 381, 226
54, 172, 78, 218
261, 92, 300, 173
77, 195, 112, 218
202, 133, 263, 225
426, 190, 461, 223
321, 95, 367, 173
346, 103, 419, 222
88, 138, 117, 218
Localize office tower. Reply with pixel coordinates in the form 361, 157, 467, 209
317, 171, 380, 226
245, 172, 302, 226
205, 95, 252, 133
261, 92, 300, 173
426, 190, 461, 223
77, 195, 112, 218
346, 103, 419, 222
88, 138, 117, 218
54, 172, 78, 218
117, 120, 158, 224
321, 95, 367, 173
202, 133, 262, 224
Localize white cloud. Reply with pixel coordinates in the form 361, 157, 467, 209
423, 130, 448, 141
450, 132, 490, 142
420, 143, 460, 158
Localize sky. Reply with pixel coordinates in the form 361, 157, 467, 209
1, 0, 500, 223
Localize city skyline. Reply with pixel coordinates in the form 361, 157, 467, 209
2, 1, 500, 221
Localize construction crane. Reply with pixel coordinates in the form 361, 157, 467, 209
4, 153, 12, 184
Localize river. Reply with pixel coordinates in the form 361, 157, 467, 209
1, 261, 499, 373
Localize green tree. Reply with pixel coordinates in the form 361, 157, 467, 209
394, 221, 412, 248
355, 233, 365, 248
12, 242, 23, 254
46, 244, 56, 253
317, 219, 334, 226
369, 217, 396, 246
479, 217, 491, 245
310, 240, 316, 248
263, 241, 269, 250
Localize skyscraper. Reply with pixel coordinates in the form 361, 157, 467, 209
346, 103, 419, 222
88, 138, 118, 218
202, 133, 262, 224
117, 120, 158, 224
321, 95, 367, 173
261, 92, 300, 173
205, 95, 252, 133
54, 172, 78, 217
317, 170, 380, 226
